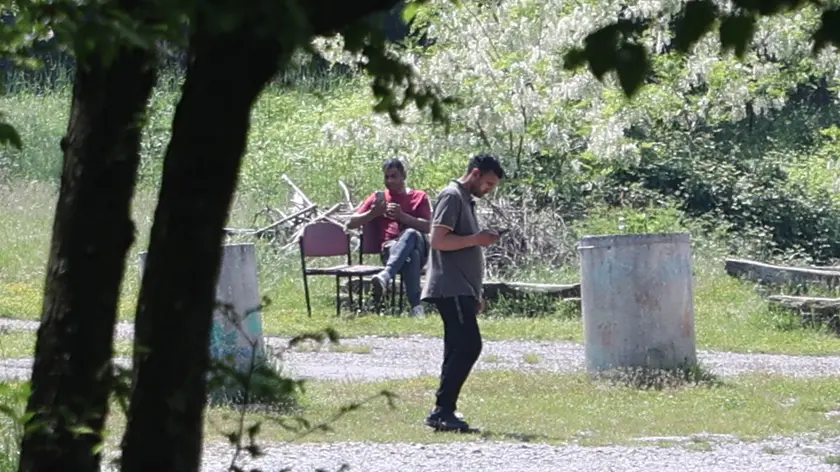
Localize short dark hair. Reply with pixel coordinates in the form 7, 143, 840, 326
382, 158, 406, 176
467, 153, 505, 179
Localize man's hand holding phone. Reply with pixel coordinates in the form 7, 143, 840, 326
474, 229, 501, 247
370, 191, 387, 217
385, 203, 402, 220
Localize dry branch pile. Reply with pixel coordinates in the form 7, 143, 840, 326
224, 177, 581, 312
223, 174, 360, 251
224, 177, 577, 276
478, 195, 577, 278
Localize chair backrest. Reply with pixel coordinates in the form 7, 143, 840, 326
300, 221, 349, 258
360, 220, 381, 255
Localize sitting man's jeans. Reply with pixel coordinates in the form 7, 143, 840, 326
380, 228, 428, 308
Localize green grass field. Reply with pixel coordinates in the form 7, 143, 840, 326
0, 383, 24, 472
0, 330, 133, 359
3, 5, 840, 469
2, 73, 840, 357
219, 371, 840, 445
3, 178, 840, 355
3, 372, 840, 453
2, 67, 840, 472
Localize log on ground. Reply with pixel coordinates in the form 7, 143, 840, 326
810, 265, 840, 272
482, 281, 581, 301
725, 258, 840, 287
767, 295, 840, 313
344, 278, 580, 300
766, 295, 840, 334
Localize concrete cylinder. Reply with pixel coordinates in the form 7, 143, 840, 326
578, 232, 697, 374
138, 243, 266, 377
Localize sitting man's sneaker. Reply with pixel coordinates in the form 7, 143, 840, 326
410, 304, 425, 317
371, 271, 389, 301
423, 407, 469, 432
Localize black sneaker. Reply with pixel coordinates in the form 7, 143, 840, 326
371, 273, 388, 301
423, 408, 470, 432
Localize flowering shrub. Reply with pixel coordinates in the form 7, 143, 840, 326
308, 0, 840, 266
315, 0, 840, 168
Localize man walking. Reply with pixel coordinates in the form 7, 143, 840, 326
421, 153, 505, 431
346, 158, 432, 317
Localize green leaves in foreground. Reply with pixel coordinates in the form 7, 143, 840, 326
0, 120, 22, 150
564, 0, 840, 98
562, 19, 650, 96
331, 10, 459, 128
718, 14, 757, 58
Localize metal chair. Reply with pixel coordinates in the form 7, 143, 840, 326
299, 221, 382, 317
359, 221, 429, 313
359, 220, 403, 312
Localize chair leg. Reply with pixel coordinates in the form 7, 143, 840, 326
390, 278, 396, 314
335, 276, 341, 317
399, 276, 404, 313
372, 279, 381, 314
358, 275, 364, 313
348, 275, 354, 307
303, 273, 312, 318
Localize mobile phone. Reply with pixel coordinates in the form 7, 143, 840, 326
496, 228, 510, 236
375, 191, 385, 202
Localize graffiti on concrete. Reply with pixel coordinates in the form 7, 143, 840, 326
209, 310, 265, 371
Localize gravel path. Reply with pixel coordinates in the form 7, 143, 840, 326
0, 317, 135, 340
6, 317, 840, 470
3, 317, 840, 382
271, 335, 840, 381
0, 358, 133, 382
193, 435, 840, 471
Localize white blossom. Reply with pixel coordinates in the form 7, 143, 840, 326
308, 0, 840, 173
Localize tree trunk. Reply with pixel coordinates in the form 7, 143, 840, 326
118, 30, 283, 472
117, 3, 407, 470
17, 48, 157, 472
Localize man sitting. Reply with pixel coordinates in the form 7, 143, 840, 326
346, 158, 432, 317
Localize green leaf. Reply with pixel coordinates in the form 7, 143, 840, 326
615, 42, 648, 98
245, 444, 263, 458
247, 421, 261, 440
402, 1, 423, 24
0, 404, 19, 422
0, 122, 22, 150
91, 442, 105, 456
584, 24, 621, 80
562, 47, 587, 71
719, 14, 756, 58
813, 9, 840, 54
673, 0, 718, 54
69, 425, 96, 436
24, 418, 49, 436
342, 21, 370, 53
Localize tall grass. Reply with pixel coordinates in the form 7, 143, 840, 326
0, 430, 17, 472
0, 383, 24, 472
0, 64, 497, 317
0, 65, 423, 318
2, 65, 840, 355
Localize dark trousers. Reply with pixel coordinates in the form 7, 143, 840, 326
431, 295, 483, 413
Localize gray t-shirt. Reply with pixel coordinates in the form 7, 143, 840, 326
421, 180, 485, 301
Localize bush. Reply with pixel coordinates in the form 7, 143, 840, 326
3, 0, 840, 275
600, 113, 840, 264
